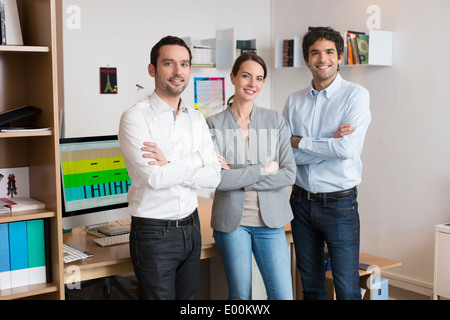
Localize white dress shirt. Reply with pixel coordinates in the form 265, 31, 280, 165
118, 91, 221, 220
283, 74, 371, 193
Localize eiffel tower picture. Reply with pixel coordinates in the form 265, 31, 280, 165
100, 67, 118, 94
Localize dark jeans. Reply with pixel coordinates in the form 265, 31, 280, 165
290, 189, 361, 300
129, 209, 201, 300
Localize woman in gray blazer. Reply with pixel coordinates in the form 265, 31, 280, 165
206, 53, 296, 300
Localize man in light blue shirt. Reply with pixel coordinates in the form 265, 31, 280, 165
283, 27, 371, 300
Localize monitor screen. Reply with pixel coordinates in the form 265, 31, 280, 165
60, 135, 131, 230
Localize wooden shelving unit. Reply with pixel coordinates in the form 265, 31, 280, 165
0, 0, 64, 300
274, 36, 303, 68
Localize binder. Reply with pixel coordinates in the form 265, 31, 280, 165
0, 105, 42, 128
27, 219, 46, 285
8, 221, 28, 288
0, 223, 11, 290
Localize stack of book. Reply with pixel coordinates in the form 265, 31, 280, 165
0, 219, 50, 290
0, 197, 46, 212
0, 0, 23, 46
346, 31, 369, 65
192, 44, 215, 67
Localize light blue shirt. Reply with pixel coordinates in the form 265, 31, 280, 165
282, 74, 371, 193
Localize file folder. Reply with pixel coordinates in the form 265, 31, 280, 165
27, 219, 46, 285
0, 223, 11, 290
9, 221, 29, 288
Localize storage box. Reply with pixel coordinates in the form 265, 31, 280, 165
371, 276, 388, 300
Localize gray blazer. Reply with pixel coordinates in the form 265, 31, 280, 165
206, 106, 296, 233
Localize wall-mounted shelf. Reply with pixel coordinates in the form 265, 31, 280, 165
0, 46, 50, 54
274, 36, 303, 68
184, 28, 236, 69
275, 30, 393, 68
364, 29, 393, 66
184, 29, 260, 69
236, 39, 256, 56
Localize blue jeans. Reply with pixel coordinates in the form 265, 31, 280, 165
290, 190, 361, 300
213, 226, 293, 300
130, 210, 201, 300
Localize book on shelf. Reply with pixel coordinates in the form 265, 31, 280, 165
356, 34, 369, 64
347, 38, 354, 65
0, 0, 23, 46
282, 39, 294, 67
0, 196, 46, 212
0, 219, 50, 290
346, 31, 369, 65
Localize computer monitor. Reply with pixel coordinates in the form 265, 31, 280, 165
60, 135, 131, 230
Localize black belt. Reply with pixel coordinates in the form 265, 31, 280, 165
292, 185, 356, 202
132, 209, 197, 228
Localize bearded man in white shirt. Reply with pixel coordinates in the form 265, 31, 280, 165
118, 36, 220, 300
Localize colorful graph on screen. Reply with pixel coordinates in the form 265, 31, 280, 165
60, 138, 130, 213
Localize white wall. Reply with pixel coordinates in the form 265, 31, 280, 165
272, 0, 450, 291
61, 0, 272, 138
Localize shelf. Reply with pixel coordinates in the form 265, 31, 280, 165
183, 28, 236, 70
0, 282, 58, 300
0, 45, 50, 54
0, 208, 56, 224
275, 30, 393, 68
0, 129, 52, 138
344, 30, 392, 66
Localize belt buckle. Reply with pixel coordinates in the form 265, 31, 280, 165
307, 191, 314, 201
175, 219, 179, 227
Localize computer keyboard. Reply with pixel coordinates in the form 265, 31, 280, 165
93, 233, 130, 247
63, 244, 93, 263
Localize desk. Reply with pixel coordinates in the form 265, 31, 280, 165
64, 197, 296, 300
64, 197, 400, 300
63, 197, 219, 284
